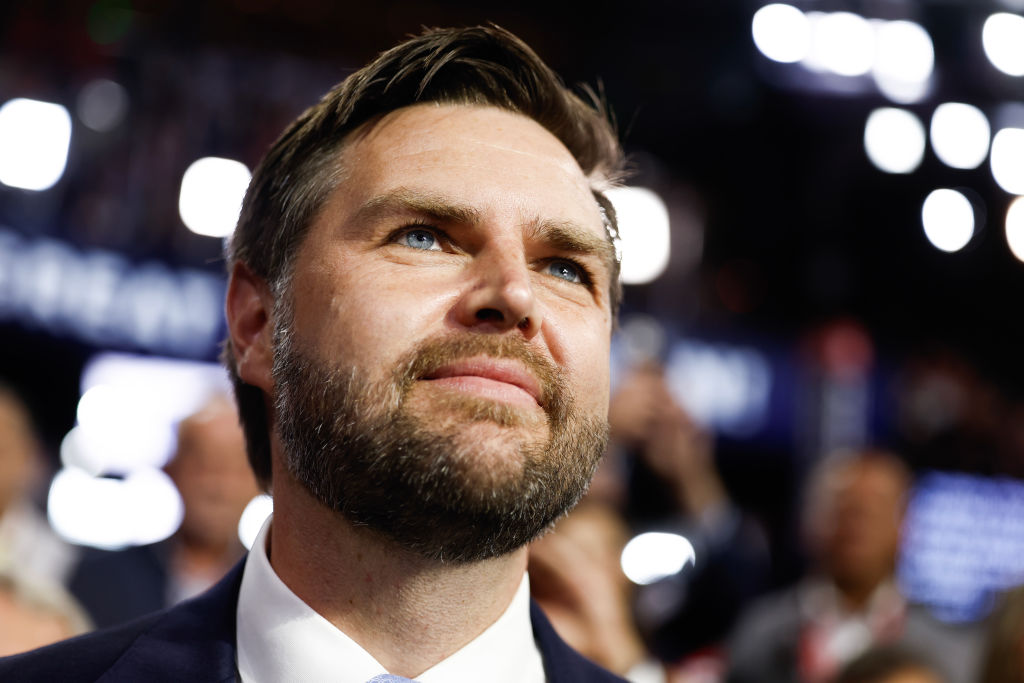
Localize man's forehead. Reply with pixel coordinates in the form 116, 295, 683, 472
338, 104, 615, 247
348, 106, 591, 193
358, 103, 579, 157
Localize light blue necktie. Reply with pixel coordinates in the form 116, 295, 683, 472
365, 676, 417, 682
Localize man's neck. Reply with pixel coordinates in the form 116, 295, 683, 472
268, 475, 528, 678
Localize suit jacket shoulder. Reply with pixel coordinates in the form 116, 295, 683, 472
0, 558, 626, 682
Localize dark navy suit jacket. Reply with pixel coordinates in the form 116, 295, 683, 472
0, 560, 626, 682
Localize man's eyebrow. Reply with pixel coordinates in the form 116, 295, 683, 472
353, 188, 481, 226
353, 188, 615, 270
529, 219, 617, 271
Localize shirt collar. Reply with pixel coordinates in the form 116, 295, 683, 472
798, 577, 906, 624
236, 516, 546, 683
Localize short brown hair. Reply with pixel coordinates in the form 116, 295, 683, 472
224, 25, 624, 488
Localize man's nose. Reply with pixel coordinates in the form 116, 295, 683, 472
453, 247, 542, 338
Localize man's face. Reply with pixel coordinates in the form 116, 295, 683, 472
811, 459, 906, 587
272, 104, 614, 562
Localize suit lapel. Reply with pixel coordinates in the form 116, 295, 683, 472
98, 561, 245, 683
530, 600, 625, 682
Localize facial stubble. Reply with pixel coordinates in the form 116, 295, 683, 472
272, 320, 609, 564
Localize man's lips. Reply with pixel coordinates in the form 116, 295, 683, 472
422, 357, 543, 408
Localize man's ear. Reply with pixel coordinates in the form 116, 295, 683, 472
226, 261, 275, 393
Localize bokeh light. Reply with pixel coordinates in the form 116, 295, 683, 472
1006, 196, 1024, 263
77, 78, 129, 132
606, 186, 671, 285
48, 466, 184, 550
990, 128, 1024, 194
983, 13, 1024, 77
72, 353, 232, 474
621, 532, 696, 585
751, 4, 811, 64
0, 98, 72, 191
930, 103, 991, 170
239, 494, 274, 550
73, 383, 176, 473
178, 156, 252, 238
921, 189, 976, 253
806, 12, 875, 77
864, 108, 926, 174
48, 353, 233, 549
872, 20, 934, 103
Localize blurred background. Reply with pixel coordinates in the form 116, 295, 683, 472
2, 0, 1024, 679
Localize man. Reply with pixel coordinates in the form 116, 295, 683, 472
726, 450, 981, 683
0, 25, 627, 681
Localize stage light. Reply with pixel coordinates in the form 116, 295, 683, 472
0, 98, 72, 191
807, 12, 874, 77
178, 157, 251, 238
665, 340, 772, 437
74, 383, 174, 473
991, 128, 1024, 194
864, 108, 925, 174
621, 532, 696, 585
59, 427, 101, 476
77, 79, 128, 132
239, 494, 273, 550
922, 189, 975, 253
930, 103, 991, 169
47, 466, 184, 550
983, 13, 1024, 76
73, 353, 232, 474
873, 20, 934, 103
752, 4, 811, 64
606, 186, 671, 285
1007, 197, 1024, 262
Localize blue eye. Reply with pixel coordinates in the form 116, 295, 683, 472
546, 259, 583, 283
400, 229, 440, 251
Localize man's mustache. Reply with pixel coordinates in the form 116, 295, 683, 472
394, 333, 566, 417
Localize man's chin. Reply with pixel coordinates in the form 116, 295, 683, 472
412, 413, 549, 474
404, 382, 549, 430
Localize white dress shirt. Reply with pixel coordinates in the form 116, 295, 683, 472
236, 517, 546, 683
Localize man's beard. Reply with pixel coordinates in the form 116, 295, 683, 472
271, 323, 609, 564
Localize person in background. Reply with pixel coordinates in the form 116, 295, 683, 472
726, 450, 981, 683
598, 364, 770, 669
0, 384, 77, 586
529, 501, 666, 683
69, 396, 260, 628
0, 568, 91, 657
832, 645, 946, 683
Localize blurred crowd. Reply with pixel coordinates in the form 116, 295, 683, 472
2, 342, 1024, 682
0, 382, 257, 654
